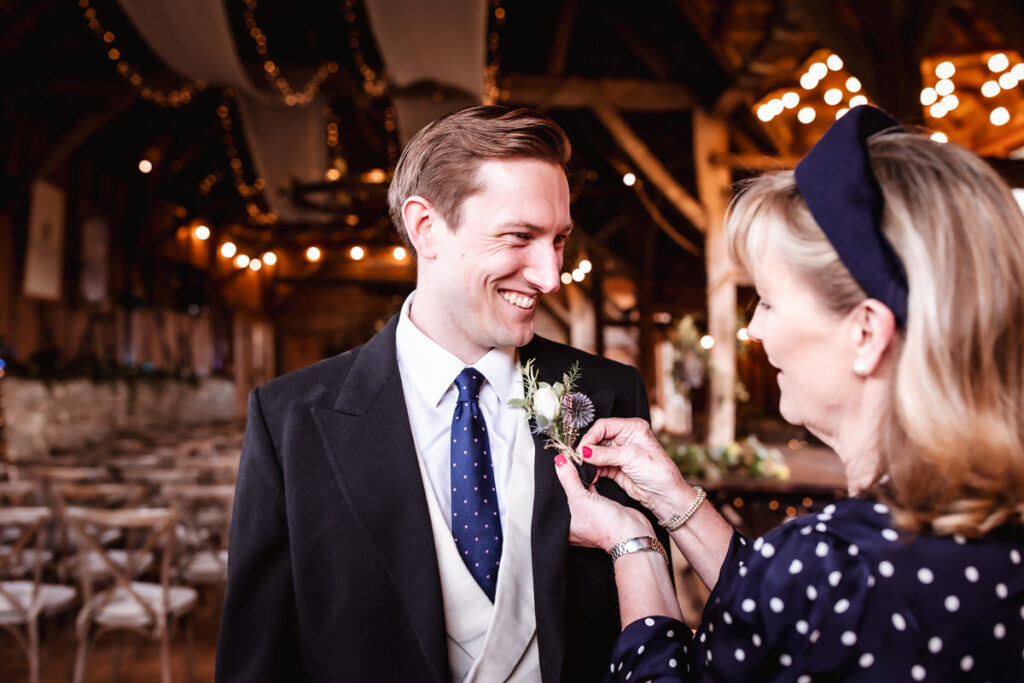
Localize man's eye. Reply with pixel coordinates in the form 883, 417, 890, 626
511, 233, 531, 241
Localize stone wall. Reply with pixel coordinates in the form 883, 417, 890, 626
1, 377, 238, 461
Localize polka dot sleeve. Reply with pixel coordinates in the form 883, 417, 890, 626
605, 615, 694, 683
693, 522, 879, 680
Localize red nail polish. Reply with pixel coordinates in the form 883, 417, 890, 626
582, 446, 592, 458
554, 454, 567, 467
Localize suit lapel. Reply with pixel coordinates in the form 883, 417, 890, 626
520, 337, 615, 681
311, 317, 448, 683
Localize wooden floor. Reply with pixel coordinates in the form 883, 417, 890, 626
0, 588, 221, 682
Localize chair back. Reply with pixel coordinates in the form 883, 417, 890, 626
64, 507, 177, 625
0, 507, 53, 618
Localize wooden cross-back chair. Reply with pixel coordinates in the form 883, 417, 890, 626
52, 482, 153, 582
165, 484, 235, 589
66, 506, 197, 683
0, 507, 77, 683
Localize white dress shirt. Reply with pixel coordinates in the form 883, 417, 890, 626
394, 292, 521, 529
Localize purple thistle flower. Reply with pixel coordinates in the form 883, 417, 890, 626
562, 393, 595, 431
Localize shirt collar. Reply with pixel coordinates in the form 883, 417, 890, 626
395, 292, 519, 407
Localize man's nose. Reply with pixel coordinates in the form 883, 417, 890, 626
523, 243, 562, 294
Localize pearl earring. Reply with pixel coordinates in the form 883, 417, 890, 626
853, 361, 869, 377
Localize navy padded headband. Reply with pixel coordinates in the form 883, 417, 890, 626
794, 105, 909, 327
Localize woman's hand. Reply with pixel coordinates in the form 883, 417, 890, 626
553, 454, 654, 551
577, 418, 690, 522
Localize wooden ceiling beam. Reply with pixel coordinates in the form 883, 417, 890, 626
546, 0, 578, 77
505, 75, 696, 111
592, 105, 707, 232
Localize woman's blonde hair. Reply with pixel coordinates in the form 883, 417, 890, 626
727, 131, 1024, 536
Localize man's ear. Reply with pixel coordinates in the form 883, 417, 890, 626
402, 196, 442, 259
850, 298, 897, 377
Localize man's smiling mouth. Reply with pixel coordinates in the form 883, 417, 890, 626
501, 290, 536, 309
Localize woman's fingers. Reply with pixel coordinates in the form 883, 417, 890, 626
553, 453, 586, 497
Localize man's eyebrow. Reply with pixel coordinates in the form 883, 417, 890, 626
496, 221, 574, 233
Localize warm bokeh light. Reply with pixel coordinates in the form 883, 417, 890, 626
849, 95, 868, 107
325, 168, 341, 182
999, 72, 1018, 89
393, 246, 407, 261
824, 88, 843, 105
138, 159, 153, 174
934, 79, 955, 96
234, 254, 250, 269
988, 53, 1009, 73
981, 80, 1001, 97
940, 94, 959, 111
781, 91, 799, 109
571, 269, 585, 282
797, 107, 816, 124
578, 259, 592, 273
305, 246, 322, 262
699, 335, 715, 350
930, 132, 948, 143
193, 224, 210, 240
737, 327, 750, 342
560, 272, 573, 285
826, 54, 843, 71
220, 242, 237, 258
808, 62, 828, 80
622, 172, 636, 186
845, 77, 861, 93
262, 251, 277, 266
248, 259, 262, 271
799, 72, 818, 90
935, 61, 956, 79
920, 87, 938, 106
349, 245, 365, 261
836, 108, 850, 119
930, 102, 949, 118
990, 107, 1010, 126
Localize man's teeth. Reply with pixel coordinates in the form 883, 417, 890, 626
502, 291, 535, 309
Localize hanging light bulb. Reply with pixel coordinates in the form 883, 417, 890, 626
193, 224, 210, 240
349, 245, 365, 261
220, 242, 237, 258
262, 251, 277, 266
305, 246, 322, 262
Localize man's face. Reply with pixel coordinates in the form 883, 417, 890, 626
415, 158, 571, 363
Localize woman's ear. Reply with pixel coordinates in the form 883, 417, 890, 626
850, 299, 896, 377
402, 196, 441, 260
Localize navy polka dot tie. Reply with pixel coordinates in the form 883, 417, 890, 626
450, 367, 502, 601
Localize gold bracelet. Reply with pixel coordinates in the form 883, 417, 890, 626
608, 536, 668, 565
658, 486, 707, 531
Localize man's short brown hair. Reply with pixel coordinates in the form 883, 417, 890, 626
387, 105, 571, 252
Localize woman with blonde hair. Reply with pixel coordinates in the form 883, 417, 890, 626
555, 105, 1024, 681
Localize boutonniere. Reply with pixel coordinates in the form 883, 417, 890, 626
508, 359, 595, 464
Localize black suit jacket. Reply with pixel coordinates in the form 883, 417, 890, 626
216, 316, 668, 682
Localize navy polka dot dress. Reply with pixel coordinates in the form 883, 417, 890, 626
606, 498, 1024, 681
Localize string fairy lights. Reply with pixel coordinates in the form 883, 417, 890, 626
215, 93, 278, 226
920, 51, 1024, 134
484, 0, 507, 105
77, 0, 204, 107
240, 0, 338, 107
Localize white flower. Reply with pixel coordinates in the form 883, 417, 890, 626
533, 384, 561, 422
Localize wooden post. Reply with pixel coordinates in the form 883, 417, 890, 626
694, 110, 734, 447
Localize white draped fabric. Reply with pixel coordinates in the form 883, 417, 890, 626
117, 0, 489, 218
117, 0, 328, 223
364, 0, 487, 143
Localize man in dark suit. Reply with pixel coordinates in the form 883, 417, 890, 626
216, 106, 668, 682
